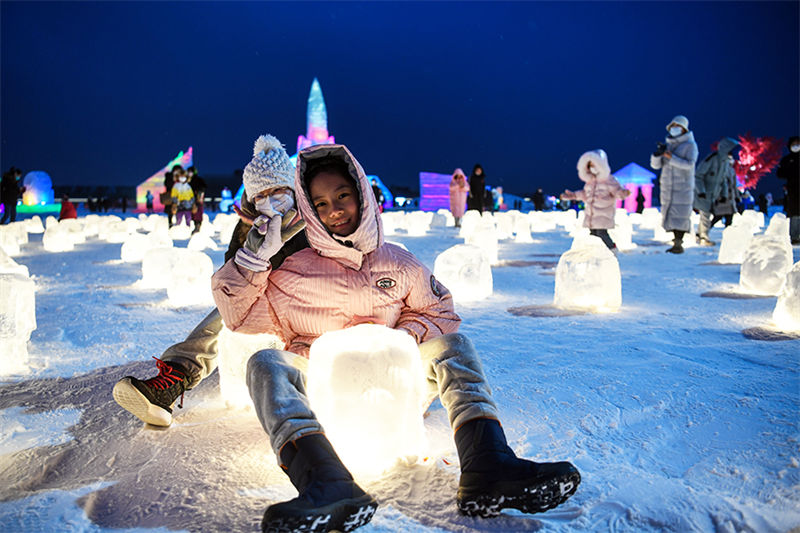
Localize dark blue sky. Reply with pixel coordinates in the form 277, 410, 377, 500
2, 1, 798, 197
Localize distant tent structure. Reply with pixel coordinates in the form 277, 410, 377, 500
136, 147, 193, 212
613, 162, 656, 212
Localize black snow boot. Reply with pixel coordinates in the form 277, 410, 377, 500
112, 357, 192, 427
666, 230, 685, 254
455, 418, 580, 518
262, 433, 378, 533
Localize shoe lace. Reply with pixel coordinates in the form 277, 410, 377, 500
145, 357, 188, 409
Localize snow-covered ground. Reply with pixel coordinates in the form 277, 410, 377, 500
1, 209, 798, 533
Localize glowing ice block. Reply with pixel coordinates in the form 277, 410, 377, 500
25, 216, 45, 234
513, 213, 533, 243
773, 261, 800, 331
166, 249, 214, 307
168, 224, 193, 241
306, 324, 427, 477
120, 233, 151, 263
465, 219, 499, 265
42, 225, 74, 252
217, 325, 284, 409
433, 244, 492, 302
554, 236, 621, 312
718, 223, 756, 264
0, 247, 29, 276
0, 273, 36, 375
406, 211, 432, 236
187, 233, 219, 252
740, 235, 794, 295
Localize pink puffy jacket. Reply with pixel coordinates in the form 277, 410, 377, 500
572, 150, 628, 230
212, 144, 461, 357
448, 171, 470, 218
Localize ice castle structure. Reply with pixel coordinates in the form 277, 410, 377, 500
297, 78, 335, 153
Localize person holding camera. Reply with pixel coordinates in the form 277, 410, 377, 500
651, 115, 698, 253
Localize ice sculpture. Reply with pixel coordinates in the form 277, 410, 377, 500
217, 325, 283, 409
740, 235, 794, 295
435, 208, 454, 227
187, 233, 219, 252
42, 224, 74, 252
555, 210, 578, 231
82, 215, 101, 237
166, 249, 214, 307
213, 213, 239, 245
406, 211, 431, 236
640, 207, 661, 230
465, 219, 499, 265
21, 171, 54, 206
168, 223, 193, 241
380, 212, 397, 236
0, 247, 29, 276
513, 213, 533, 243
741, 209, 764, 229
765, 213, 791, 246
306, 324, 427, 476
433, 244, 492, 302
25, 216, 45, 234
45, 216, 58, 230
0, 273, 36, 375
458, 210, 483, 239
718, 223, 757, 264
554, 236, 621, 312
140, 247, 176, 289
120, 233, 151, 263
773, 261, 800, 331
609, 211, 636, 251
529, 211, 557, 233
0, 226, 21, 256
59, 219, 86, 245
493, 212, 513, 240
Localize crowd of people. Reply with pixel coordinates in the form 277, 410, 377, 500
160, 164, 207, 233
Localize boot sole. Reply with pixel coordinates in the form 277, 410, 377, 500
112, 378, 173, 427
457, 469, 580, 518
262, 495, 377, 533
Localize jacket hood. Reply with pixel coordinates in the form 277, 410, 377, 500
295, 144, 384, 270
787, 136, 800, 149
577, 149, 612, 183
717, 137, 739, 157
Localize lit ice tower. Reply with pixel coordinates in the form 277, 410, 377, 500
297, 78, 335, 153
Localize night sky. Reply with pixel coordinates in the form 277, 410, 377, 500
2, 1, 798, 198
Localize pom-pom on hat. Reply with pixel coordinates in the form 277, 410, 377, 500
666, 115, 689, 132
242, 134, 295, 199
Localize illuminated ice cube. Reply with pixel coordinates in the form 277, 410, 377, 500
0, 247, 29, 276
406, 211, 432, 236
740, 235, 794, 295
166, 249, 214, 307
554, 236, 621, 312
120, 233, 151, 263
42, 225, 74, 252
0, 273, 36, 375
773, 261, 800, 331
168, 224, 193, 241
380, 212, 397, 236
458, 210, 483, 239
465, 219, 499, 265
187, 233, 219, 252
513, 213, 533, 243
217, 325, 284, 409
140, 247, 176, 289
306, 324, 428, 477
718, 224, 757, 264
640, 207, 661, 229
25, 216, 45, 234
764, 212, 791, 246
433, 244, 492, 302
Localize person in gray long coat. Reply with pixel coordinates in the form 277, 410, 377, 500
694, 137, 740, 245
651, 115, 699, 253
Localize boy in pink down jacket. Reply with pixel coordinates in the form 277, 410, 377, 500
561, 149, 630, 251
212, 144, 580, 533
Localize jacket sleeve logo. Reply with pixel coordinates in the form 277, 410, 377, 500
376, 277, 396, 289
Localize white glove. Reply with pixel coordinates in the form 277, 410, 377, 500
234, 213, 283, 271
233, 209, 306, 272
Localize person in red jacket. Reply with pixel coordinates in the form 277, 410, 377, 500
59, 194, 77, 221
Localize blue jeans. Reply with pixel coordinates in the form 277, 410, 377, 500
246, 333, 499, 457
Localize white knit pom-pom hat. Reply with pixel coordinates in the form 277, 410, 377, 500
242, 134, 295, 199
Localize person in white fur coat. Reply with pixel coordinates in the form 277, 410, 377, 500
561, 149, 630, 251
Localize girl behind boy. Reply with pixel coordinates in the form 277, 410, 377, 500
561, 149, 630, 252
212, 144, 580, 533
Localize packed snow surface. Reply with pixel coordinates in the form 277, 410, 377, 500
0, 209, 798, 533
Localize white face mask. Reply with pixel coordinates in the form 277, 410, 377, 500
178, 177, 187, 183
791, 145, 800, 153
669, 126, 684, 137
254, 190, 294, 217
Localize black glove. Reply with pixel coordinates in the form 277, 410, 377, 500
697, 193, 707, 199
719, 197, 726, 203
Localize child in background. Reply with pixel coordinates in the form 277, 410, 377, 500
448, 168, 469, 227
170, 167, 195, 227
212, 143, 580, 533
561, 149, 630, 252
